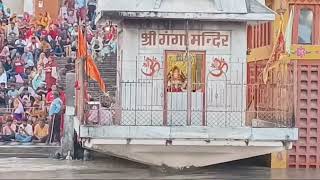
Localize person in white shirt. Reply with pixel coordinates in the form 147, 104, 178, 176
0, 63, 6, 87
15, 119, 33, 143
27, 36, 41, 50
59, 6, 68, 20
7, 22, 19, 44
14, 38, 27, 55
26, 36, 41, 62
91, 33, 103, 59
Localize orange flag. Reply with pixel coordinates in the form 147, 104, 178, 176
77, 27, 107, 93
77, 27, 87, 57
86, 56, 106, 93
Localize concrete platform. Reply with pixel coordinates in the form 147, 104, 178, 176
79, 126, 298, 141
79, 125, 298, 168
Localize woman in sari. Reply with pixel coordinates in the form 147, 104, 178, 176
37, 52, 48, 69
0, 21, 6, 50
12, 97, 24, 122
32, 67, 45, 90
44, 57, 57, 89
23, 12, 31, 24
0, 62, 7, 87
25, 25, 35, 41
26, 96, 46, 120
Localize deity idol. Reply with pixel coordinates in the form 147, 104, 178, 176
167, 66, 187, 92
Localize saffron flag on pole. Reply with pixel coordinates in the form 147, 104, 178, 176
262, 15, 284, 84
77, 27, 107, 93
86, 56, 106, 93
262, 7, 295, 84
285, 7, 294, 55
77, 27, 87, 57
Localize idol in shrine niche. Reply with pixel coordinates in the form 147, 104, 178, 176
167, 66, 187, 92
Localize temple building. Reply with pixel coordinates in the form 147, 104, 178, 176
247, 0, 320, 168
73, 0, 298, 168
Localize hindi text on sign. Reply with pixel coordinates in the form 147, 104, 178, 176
141, 30, 230, 48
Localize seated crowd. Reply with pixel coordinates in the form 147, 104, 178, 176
0, 0, 117, 144
0, 85, 65, 144
0, 0, 75, 144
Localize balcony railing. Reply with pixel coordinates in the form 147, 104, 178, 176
84, 62, 294, 128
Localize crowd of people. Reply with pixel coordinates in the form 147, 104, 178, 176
0, 0, 116, 144
61, 0, 117, 60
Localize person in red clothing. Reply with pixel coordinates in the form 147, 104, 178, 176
44, 57, 57, 89
58, 86, 66, 106
23, 12, 31, 24
49, 25, 59, 40
41, 28, 49, 38
24, 25, 35, 40
13, 54, 25, 75
46, 85, 57, 105
58, 85, 66, 135
48, 25, 59, 47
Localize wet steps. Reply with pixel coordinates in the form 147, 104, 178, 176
0, 144, 60, 158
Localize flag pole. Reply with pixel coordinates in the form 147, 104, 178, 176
77, 0, 87, 124
84, 0, 88, 85
83, 0, 89, 116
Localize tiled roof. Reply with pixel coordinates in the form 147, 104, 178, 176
97, 0, 275, 21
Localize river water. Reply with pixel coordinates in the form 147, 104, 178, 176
0, 158, 320, 179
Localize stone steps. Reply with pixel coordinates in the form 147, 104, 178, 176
0, 144, 60, 158
56, 55, 118, 100
56, 57, 69, 87
87, 54, 118, 99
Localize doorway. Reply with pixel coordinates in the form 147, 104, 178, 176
164, 51, 206, 126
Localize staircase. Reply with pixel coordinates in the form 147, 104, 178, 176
55, 54, 117, 101
56, 57, 70, 88
87, 54, 117, 100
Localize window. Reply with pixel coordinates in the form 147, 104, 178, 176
298, 8, 313, 44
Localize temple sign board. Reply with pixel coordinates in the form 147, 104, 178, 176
140, 30, 231, 51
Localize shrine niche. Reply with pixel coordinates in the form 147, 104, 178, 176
165, 51, 205, 93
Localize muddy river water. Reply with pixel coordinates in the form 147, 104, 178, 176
0, 158, 319, 179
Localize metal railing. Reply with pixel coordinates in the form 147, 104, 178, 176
84, 59, 295, 128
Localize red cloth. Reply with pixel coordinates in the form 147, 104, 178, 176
41, 30, 49, 37
49, 30, 59, 40
105, 33, 113, 42
77, 7, 87, 21
45, 61, 57, 89
14, 60, 24, 74
60, 114, 64, 135
25, 30, 34, 40
168, 87, 183, 92
87, 32, 94, 43
46, 91, 54, 104
60, 91, 66, 105
59, 91, 66, 132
